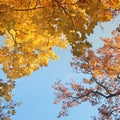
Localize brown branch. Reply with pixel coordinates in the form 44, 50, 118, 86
93, 91, 108, 98
11, 5, 44, 11
54, 0, 76, 31
94, 78, 111, 95
110, 108, 120, 115
69, 90, 118, 104
10, 0, 45, 11
6, 28, 16, 44
70, 91, 92, 103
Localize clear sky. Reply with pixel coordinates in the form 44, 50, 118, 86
1, 16, 120, 120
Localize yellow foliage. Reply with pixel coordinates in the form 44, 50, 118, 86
0, 81, 14, 101
98, 10, 113, 22
106, 0, 120, 9
1, 30, 68, 79
0, 0, 119, 79
4, 117, 10, 120
11, 110, 16, 115
93, 69, 103, 78
5, 94, 12, 101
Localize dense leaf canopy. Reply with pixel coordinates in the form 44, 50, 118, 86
0, 0, 120, 79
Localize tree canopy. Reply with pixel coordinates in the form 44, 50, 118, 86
0, 0, 120, 119
53, 29, 120, 119
0, 0, 120, 79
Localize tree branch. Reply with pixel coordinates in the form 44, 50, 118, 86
110, 108, 120, 115
11, 5, 44, 12
93, 78, 111, 95
54, 0, 76, 31
69, 90, 118, 104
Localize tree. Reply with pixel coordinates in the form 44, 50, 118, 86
0, 0, 120, 119
0, 79, 14, 101
0, 0, 68, 79
0, 79, 20, 120
53, 29, 120, 119
0, 98, 21, 120
0, 0, 120, 79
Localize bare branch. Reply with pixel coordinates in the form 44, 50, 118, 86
93, 78, 111, 95
68, 90, 117, 105
110, 108, 120, 115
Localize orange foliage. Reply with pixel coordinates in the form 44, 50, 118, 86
53, 29, 120, 119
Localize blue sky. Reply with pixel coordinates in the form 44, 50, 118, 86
1, 16, 120, 120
